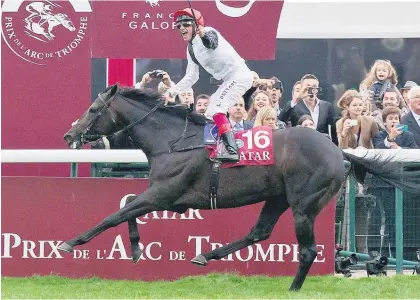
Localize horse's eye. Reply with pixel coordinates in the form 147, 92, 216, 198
89, 107, 97, 113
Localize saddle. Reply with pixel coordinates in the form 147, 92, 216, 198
168, 106, 274, 210
202, 124, 275, 209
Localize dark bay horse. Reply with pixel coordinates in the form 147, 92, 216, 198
59, 84, 420, 291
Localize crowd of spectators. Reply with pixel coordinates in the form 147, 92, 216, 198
118, 59, 420, 151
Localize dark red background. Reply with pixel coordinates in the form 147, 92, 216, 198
1, 177, 335, 280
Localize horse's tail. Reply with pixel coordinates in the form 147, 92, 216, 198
342, 150, 420, 195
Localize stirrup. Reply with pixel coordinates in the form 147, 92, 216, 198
215, 138, 239, 162
216, 153, 239, 163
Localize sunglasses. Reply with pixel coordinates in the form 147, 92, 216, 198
176, 21, 194, 29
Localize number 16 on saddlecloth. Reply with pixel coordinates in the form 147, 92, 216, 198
241, 129, 270, 149
223, 127, 274, 168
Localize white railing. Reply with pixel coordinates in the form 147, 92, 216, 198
1, 149, 419, 163
1, 149, 148, 163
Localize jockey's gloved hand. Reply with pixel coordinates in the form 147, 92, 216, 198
196, 25, 206, 38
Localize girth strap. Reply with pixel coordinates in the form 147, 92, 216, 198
209, 162, 221, 209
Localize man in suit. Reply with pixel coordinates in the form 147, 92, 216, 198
279, 74, 338, 143
373, 107, 418, 149
228, 97, 253, 132
402, 86, 420, 146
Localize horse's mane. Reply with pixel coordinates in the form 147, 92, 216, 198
117, 87, 208, 126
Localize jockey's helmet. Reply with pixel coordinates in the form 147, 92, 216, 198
173, 8, 204, 27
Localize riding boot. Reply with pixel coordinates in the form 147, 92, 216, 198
217, 130, 239, 162
212, 112, 239, 163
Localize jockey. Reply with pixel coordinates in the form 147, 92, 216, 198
166, 8, 254, 163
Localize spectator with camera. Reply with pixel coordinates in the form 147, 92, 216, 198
136, 69, 171, 89
402, 86, 420, 147
279, 74, 337, 140
195, 94, 210, 115
373, 107, 418, 149
228, 97, 253, 132
336, 90, 379, 149
360, 60, 398, 111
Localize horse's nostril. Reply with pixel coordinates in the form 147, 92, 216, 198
63, 134, 74, 145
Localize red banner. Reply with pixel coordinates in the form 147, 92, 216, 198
91, 1, 282, 60
1, 177, 335, 280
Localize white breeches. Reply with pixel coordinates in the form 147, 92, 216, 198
205, 67, 253, 118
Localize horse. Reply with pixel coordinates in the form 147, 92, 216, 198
58, 84, 420, 291
25, 13, 75, 41
145, 0, 160, 7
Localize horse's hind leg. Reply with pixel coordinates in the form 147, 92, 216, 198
288, 184, 338, 291
191, 198, 289, 266
288, 211, 317, 292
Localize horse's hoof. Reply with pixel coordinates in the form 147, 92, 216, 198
191, 254, 207, 267
132, 250, 143, 264
57, 242, 73, 253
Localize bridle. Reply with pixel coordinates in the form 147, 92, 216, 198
75, 91, 163, 147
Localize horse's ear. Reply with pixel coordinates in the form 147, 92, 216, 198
109, 83, 119, 96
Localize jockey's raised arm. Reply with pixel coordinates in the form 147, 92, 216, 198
171, 7, 254, 163
167, 50, 199, 96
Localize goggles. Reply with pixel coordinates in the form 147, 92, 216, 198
176, 20, 194, 29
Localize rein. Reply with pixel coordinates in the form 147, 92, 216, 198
82, 93, 163, 144
81, 92, 204, 155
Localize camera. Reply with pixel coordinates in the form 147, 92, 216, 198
365, 251, 388, 277
335, 254, 357, 278
149, 69, 165, 79
306, 86, 322, 99
350, 119, 358, 127
334, 244, 357, 278
258, 84, 268, 91
307, 86, 321, 96
396, 124, 408, 132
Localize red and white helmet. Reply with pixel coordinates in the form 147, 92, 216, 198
173, 8, 204, 27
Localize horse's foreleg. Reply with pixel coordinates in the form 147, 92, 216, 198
191, 198, 289, 266
128, 217, 142, 263
124, 194, 142, 263
57, 190, 160, 253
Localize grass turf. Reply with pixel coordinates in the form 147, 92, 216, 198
2, 273, 420, 299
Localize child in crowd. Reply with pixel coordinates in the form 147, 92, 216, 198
360, 60, 398, 111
